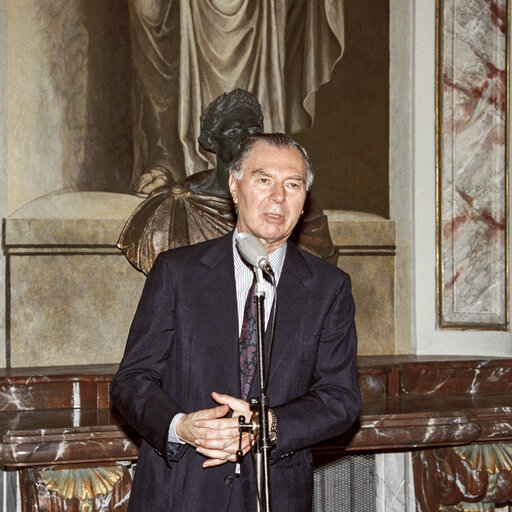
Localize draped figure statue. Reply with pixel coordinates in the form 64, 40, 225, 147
129, 0, 345, 194
118, 90, 336, 274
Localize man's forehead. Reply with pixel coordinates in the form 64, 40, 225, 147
249, 168, 306, 182
246, 142, 307, 175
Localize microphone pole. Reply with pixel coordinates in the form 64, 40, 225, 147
235, 233, 273, 512
253, 268, 272, 512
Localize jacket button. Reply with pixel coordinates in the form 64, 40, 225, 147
224, 475, 233, 485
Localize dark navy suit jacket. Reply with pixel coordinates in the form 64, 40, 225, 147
110, 233, 361, 511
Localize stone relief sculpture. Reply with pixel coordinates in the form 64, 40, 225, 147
413, 444, 512, 511
118, 89, 336, 274
21, 466, 131, 512
128, 0, 345, 194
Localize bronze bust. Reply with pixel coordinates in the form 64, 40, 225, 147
118, 89, 335, 274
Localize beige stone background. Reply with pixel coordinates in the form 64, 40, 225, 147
295, 2, 389, 217
4, 0, 389, 217
0, 0, 395, 368
6, 0, 133, 214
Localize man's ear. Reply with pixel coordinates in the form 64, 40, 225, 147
228, 174, 238, 203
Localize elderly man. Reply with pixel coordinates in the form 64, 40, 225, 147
110, 133, 361, 511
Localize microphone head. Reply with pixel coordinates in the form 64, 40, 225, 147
235, 232, 268, 268
235, 233, 275, 277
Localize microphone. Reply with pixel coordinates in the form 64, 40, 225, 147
235, 233, 275, 277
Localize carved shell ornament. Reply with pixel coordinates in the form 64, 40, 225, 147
38, 466, 124, 511
454, 444, 512, 473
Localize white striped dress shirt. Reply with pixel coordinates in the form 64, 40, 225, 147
232, 230, 287, 334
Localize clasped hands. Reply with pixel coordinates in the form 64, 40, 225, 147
176, 391, 252, 468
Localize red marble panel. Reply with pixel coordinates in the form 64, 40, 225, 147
357, 368, 389, 401
400, 360, 512, 395
0, 368, 115, 411
96, 382, 111, 409
437, 0, 508, 328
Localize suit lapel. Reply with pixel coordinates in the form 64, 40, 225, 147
198, 234, 240, 397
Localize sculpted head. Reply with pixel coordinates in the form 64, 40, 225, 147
228, 133, 313, 252
198, 89, 264, 165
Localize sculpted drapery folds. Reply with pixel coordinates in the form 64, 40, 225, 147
129, 0, 345, 190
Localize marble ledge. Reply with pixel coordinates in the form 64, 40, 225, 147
325, 210, 395, 248
2, 391, 512, 467
3, 192, 395, 249
0, 409, 139, 467
340, 391, 512, 451
4, 191, 143, 246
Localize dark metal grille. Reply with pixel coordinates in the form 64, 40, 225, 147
313, 454, 376, 512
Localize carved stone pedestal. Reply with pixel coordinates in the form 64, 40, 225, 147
413, 444, 512, 511
20, 466, 132, 512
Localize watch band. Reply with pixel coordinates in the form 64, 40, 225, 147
269, 408, 277, 441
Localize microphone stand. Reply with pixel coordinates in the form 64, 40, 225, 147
237, 268, 272, 511
252, 268, 272, 512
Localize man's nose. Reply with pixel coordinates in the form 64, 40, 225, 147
269, 183, 285, 203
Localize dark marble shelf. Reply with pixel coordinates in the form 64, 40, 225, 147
337, 390, 512, 452
0, 409, 139, 467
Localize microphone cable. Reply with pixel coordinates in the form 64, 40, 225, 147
264, 272, 277, 390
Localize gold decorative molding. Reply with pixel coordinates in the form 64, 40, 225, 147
454, 444, 512, 473
39, 466, 124, 512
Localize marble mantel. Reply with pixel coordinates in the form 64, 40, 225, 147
0, 356, 511, 510
0, 356, 510, 467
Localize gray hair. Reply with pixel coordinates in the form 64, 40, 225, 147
228, 133, 314, 190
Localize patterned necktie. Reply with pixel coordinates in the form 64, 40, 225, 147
239, 276, 257, 400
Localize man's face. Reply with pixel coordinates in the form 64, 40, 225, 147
229, 141, 308, 253
215, 108, 261, 165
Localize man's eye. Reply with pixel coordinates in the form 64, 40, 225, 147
259, 178, 269, 183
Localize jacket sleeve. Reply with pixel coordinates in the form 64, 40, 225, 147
271, 273, 361, 461
110, 253, 188, 463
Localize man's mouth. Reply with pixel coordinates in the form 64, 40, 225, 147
264, 212, 285, 224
